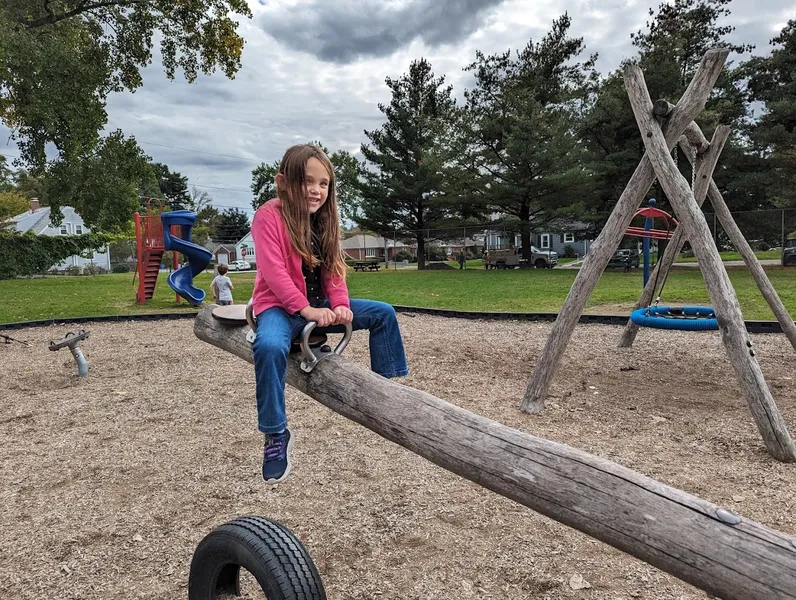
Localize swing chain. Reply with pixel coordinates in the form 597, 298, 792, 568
691, 143, 698, 190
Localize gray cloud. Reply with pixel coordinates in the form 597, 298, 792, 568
258, 0, 508, 63
4, 0, 795, 220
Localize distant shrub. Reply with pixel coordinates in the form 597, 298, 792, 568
394, 250, 412, 262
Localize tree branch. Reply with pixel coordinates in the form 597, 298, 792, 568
23, 0, 150, 28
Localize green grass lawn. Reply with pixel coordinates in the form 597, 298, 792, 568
675, 249, 782, 263
1, 265, 794, 324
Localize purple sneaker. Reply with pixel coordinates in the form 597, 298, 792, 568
262, 429, 293, 483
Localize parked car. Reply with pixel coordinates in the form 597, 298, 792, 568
783, 239, 796, 267
607, 249, 640, 270
227, 260, 252, 271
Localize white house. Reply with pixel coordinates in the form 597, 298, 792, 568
10, 199, 111, 271
235, 232, 256, 264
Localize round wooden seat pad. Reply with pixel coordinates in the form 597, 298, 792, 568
211, 304, 248, 323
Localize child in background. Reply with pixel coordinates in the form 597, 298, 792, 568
250, 144, 408, 483
211, 263, 234, 305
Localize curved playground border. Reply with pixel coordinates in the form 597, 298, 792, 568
0, 305, 789, 334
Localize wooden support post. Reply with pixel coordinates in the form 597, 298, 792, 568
686, 144, 796, 353
653, 101, 712, 152
618, 124, 729, 347
520, 48, 729, 414
625, 65, 796, 462
621, 107, 796, 352
194, 306, 796, 600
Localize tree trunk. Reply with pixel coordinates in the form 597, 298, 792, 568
416, 233, 426, 270
194, 306, 796, 600
520, 205, 532, 262
618, 124, 729, 348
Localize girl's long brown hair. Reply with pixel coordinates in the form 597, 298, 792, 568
276, 144, 347, 280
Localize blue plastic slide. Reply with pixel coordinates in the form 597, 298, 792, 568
161, 210, 213, 305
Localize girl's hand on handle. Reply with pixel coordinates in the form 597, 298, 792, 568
300, 306, 336, 328
332, 306, 353, 325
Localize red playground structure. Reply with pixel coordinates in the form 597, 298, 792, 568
133, 199, 179, 304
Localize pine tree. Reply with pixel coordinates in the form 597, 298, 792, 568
461, 14, 598, 258
743, 20, 796, 209
582, 0, 753, 224
212, 208, 250, 244
357, 58, 458, 269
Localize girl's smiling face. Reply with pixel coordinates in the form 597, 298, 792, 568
304, 157, 330, 214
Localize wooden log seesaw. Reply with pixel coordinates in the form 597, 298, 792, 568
188, 302, 796, 600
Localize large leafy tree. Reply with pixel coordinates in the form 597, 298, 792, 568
0, 191, 29, 228
358, 58, 458, 269
461, 14, 598, 257
42, 130, 157, 232
330, 149, 365, 224
251, 159, 279, 211
195, 205, 220, 246
0, 0, 251, 230
1, 0, 251, 168
15, 171, 44, 199
0, 155, 38, 228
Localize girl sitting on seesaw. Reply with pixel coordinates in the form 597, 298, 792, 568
249, 144, 408, 483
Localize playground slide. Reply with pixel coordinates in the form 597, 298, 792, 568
161, 211, 213, 306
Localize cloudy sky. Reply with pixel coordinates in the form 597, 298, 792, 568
4, 0, 795, 216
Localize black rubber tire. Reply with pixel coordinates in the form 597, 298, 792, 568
188, 515, 326, 600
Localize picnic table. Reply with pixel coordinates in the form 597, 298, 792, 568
353, 261, 381, 272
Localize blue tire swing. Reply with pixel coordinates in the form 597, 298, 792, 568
630, 305, 718, 331
627, 199, 719, 332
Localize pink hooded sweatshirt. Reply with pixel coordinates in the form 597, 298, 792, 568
250, 198, 350, 317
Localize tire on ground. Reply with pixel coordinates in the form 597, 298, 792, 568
188, 515, 326, 600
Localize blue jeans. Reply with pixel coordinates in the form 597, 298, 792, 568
252, 299, 408, 434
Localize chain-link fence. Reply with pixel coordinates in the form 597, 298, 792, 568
701, 208, 796, 252
343, 220, 594, 270
343, 208, 796, 270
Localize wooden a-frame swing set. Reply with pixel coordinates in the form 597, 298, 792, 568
522, 49, 796, 464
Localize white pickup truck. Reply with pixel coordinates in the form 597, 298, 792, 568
484, 246, 558, 269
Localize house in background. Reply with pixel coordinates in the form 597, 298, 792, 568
342, 234, 410, 261
235, 233, 256, 264
205, 242, 238, 266
10, 199, 111, 271
483, 219, 593, 257
203, 231, 410, 265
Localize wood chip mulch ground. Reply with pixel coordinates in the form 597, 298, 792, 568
1, 314, 794, 599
